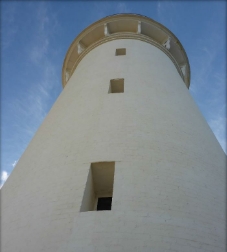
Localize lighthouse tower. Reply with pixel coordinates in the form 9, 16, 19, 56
2, 14, 226, 252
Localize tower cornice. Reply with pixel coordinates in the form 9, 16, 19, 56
62, 14, 190, 88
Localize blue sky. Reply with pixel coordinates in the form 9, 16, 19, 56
1, 1, 226, 187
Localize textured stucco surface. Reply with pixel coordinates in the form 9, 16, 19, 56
2, 39, 226, 252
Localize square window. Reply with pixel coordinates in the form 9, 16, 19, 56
97, 197, 112, 211
109, 79, 124, 93
115, 48, 126, 56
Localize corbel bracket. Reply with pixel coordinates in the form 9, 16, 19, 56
77, 41, 86, 54
162, 37, 171, 50
65, 69, 70, 82
104, 23, 110, 36
180, 64, 186, 76
137, 21, 141, 34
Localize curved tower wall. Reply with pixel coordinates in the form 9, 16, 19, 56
2, 15, 226, 252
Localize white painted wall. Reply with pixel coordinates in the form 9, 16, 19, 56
2, 39, 226, 252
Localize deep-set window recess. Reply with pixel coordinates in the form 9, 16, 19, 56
115, 48, 126, 56
80, 162, 115, 212
109, 79, 124, 93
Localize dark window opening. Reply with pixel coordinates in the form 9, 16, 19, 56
116, 48, 126, 56
109, 78, 124, 93
97, 197, 112, 211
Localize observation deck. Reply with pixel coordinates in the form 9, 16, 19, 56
62, 14, 190, 88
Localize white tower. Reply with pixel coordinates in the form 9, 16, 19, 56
2, 14, 226, 252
